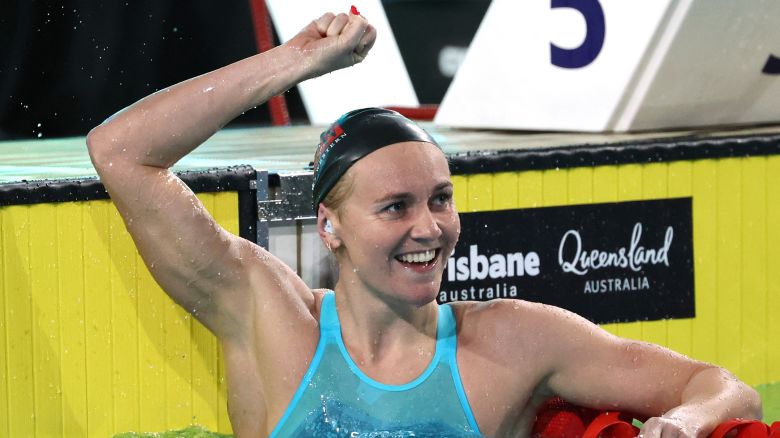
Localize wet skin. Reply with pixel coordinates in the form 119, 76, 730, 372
86, 9, 761, 437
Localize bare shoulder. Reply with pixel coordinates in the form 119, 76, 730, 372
310, 288, 329, 318
448, 300, 540, 354
449, 299, 580, 333
448, 299, 608, 363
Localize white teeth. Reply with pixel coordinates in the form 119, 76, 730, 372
398, 250, 436, 263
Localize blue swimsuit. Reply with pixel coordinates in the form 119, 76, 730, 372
270, 291, 482, 437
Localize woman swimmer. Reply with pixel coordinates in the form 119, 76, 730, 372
87, 9, 761, 438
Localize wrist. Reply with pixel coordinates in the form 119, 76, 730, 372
277, 41, 321, 83
658, 407, 709, 436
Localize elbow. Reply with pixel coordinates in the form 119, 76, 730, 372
743, 384, 763, 420
719, 367, 763, 420
712, 367, 763, 421
682, 366, 763, 422
86, 124, 115, 173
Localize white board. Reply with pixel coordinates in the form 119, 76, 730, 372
436, 0, 780, 132
266, 0, 418, 125
621, 0, 780, 131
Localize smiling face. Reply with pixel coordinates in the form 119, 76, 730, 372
328, 141, 460, 307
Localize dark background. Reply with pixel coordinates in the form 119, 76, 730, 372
0, 0, 490, 141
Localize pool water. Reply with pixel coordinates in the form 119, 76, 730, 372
113, 425, 232, 438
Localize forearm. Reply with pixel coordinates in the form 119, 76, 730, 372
663, 366, 762, 434
87, 44, 309, 171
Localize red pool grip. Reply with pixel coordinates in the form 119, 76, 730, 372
533, 403, 586, 438
533, 398, 778, 438
771, 422, 780, 437
582, 412, 639, 438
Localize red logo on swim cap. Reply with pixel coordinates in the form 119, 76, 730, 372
314, 123, 346, 175
319, 123, 344, 151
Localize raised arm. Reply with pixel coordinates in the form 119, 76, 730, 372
86, 12, 376, 337
534, 304, 762, 437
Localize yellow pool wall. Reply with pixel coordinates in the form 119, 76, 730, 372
1, 193, 235, 437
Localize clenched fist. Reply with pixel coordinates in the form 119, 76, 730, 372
284, 10, 378, 80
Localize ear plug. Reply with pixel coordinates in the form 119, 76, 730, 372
324, 219, 334, 234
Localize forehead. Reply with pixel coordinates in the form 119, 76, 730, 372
347, 141, 451, 197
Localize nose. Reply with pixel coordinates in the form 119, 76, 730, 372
410, 206, 443, 241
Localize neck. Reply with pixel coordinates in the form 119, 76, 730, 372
332, 279, 439, 362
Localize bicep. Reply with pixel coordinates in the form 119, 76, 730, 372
542, 310, 706, 416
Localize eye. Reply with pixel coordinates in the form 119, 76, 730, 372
432, 192, 453, 206
384, 201, 405, 214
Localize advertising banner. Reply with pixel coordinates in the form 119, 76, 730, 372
440, 198, 694, 324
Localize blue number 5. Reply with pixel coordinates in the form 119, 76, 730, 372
551, 0, 606, 69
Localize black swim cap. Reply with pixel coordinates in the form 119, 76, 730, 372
312, 107, 440, 213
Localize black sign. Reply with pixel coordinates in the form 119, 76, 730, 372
439, 198, 694, 324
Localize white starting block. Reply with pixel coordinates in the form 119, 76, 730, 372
435, 0, 780, 132
266, 0, 418, 125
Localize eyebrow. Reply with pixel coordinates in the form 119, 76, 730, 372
374, 181, 453, 204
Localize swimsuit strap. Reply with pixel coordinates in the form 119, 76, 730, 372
438, 303, 481, 433
436, 303, 457, 358
319, 290, 340, 336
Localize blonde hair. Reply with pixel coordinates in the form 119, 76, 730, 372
321, 171, 354, 217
